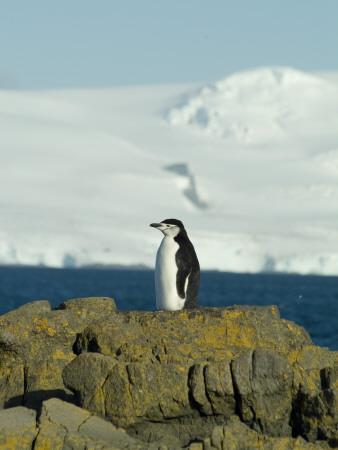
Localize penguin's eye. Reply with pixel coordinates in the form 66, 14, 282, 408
166, 224, 170, 227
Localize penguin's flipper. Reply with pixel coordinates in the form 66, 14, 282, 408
175, 257, 191, 299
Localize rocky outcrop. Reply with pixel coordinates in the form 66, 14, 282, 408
0, 299, 337, 449
201, 416, 331, 449
0, 297, 116, 409
0, 405, 37, 449
0, 398, 144, 449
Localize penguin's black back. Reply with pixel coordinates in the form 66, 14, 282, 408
174, 229, 200, 309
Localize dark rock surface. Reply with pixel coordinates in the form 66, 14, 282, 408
0, 298, 337, 449
231, 347, 294, 437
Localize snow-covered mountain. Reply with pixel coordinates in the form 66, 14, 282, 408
1, 67, 337, 275
168, 67, 338, 144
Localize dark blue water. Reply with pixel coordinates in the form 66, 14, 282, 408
0, 267, 337, 350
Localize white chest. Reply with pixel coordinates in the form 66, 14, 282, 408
154, 236, 184, 311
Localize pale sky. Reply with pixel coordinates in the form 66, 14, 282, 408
1, 0, 337, 89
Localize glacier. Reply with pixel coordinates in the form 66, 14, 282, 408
0, 66, 337, 275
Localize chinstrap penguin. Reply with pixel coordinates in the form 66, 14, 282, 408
150, 219, 200, 311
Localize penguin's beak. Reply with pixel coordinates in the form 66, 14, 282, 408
150, 223, 162, 228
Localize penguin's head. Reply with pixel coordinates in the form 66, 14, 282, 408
150, 218, 184, 236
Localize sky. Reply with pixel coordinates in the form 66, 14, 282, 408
0, 0, 338, 89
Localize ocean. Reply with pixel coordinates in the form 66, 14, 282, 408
0, 266, 337, 351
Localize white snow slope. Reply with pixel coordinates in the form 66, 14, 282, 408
1, 66, 338, 275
